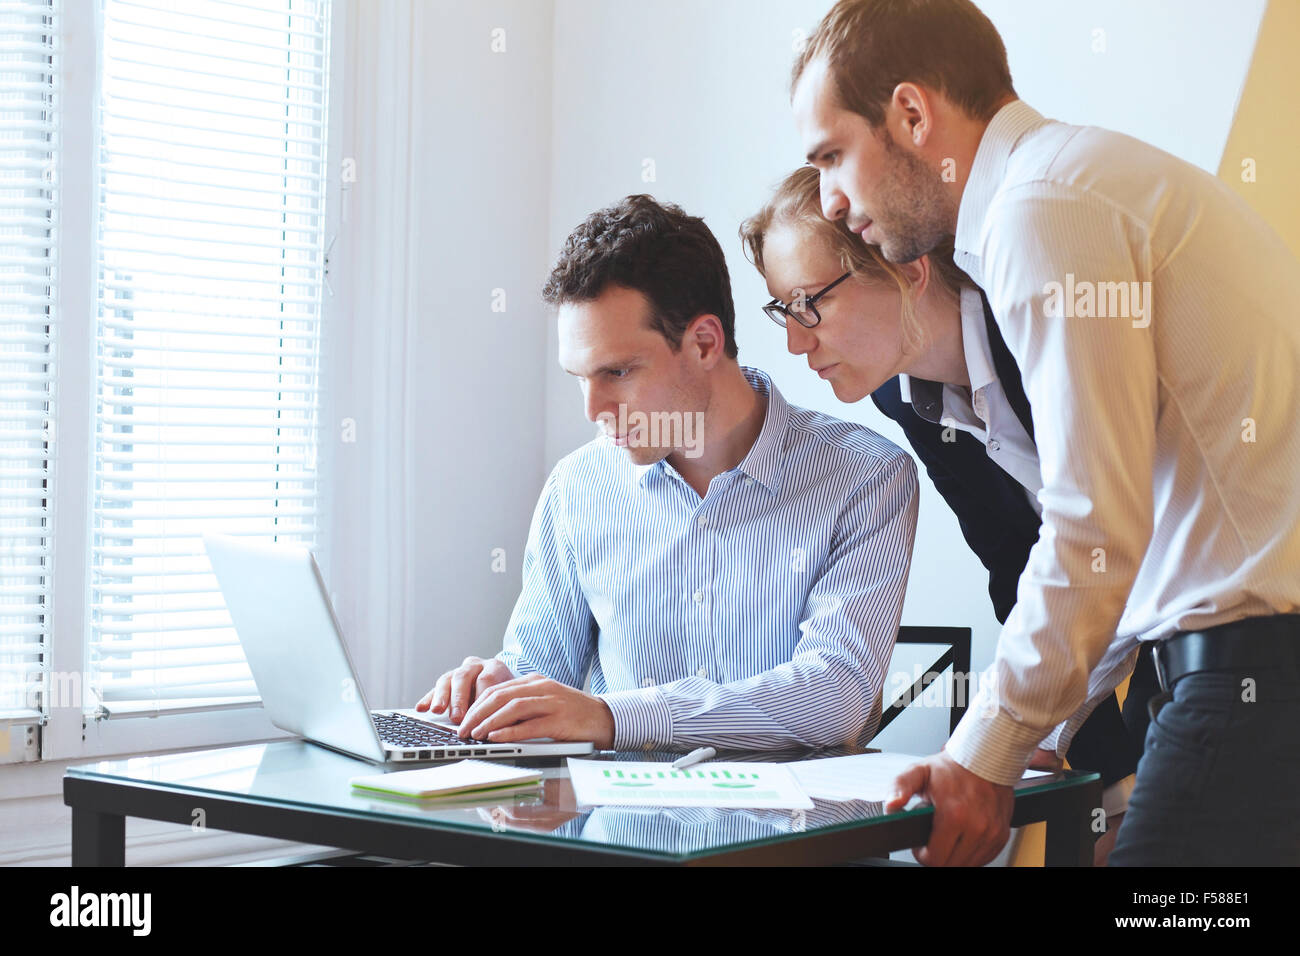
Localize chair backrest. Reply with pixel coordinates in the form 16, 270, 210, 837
876, 625, 972, 737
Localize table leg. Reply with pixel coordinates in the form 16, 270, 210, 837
71, 807, 126, 867
1043, 777, 1101, 867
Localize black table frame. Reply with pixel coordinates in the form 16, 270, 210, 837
64, 762, 1101, 867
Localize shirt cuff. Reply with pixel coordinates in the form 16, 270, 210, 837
600, 686, 673, 751
944, 687, 1048, 786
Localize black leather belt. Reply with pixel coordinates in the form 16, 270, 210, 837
1153, 613, 1300, 691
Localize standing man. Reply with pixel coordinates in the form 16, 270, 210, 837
790, 0, 1300, 865
868, 285, 1155, 865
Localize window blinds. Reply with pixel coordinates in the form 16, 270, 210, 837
0, 0, 58, 717
88, 0, 331, 712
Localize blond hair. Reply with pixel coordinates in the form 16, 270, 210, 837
740, 166, 968, 353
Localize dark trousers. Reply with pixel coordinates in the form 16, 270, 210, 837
1109, 626, 1300, 866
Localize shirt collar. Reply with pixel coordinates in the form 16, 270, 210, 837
733, 366, 788, 494
954, 99, 1052, 264
632, 365, 789, 494
958, 285, 998, 394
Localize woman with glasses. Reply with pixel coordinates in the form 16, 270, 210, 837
739, 166, 1157, 865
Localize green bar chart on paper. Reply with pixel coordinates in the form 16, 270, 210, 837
565, 759, 813, 808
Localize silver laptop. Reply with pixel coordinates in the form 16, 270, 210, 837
203, 533, 595, 764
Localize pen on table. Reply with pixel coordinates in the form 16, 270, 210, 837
672, 747, 716, 770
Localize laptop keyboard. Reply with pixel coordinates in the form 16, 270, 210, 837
373, 711, 492, 748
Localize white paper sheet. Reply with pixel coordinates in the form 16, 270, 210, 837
784, 752, 1053, 803
566, 758, 814, 809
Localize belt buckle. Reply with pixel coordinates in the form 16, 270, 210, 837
1152, 638, 1169, 692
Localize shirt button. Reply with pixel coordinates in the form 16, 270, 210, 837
696, 666, 708, 678
744, 477, 754, 487
697, 515, 708, 527
643, 741, 656, 752
988, 439, 1000, 452
641, 677, 655, 688
693, 589, 703, 603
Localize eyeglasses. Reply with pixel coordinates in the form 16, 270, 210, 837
762, 272, 852, 329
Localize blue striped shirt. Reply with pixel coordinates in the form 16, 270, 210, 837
497, 366, 919, 752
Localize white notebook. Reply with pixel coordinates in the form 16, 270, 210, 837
350, 759, 544, 800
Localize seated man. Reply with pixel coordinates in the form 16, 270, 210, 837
415, 193, 920, 752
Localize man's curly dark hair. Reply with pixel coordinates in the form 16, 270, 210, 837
542, 194, 738, 359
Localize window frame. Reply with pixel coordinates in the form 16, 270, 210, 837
35, 0, 345, 763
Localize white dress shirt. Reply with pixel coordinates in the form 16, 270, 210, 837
945, 99, 1300, 786
903, 284, 1137, 812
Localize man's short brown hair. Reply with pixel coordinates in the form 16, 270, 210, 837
792, 0, 1016, 128
542, 194, 738, 359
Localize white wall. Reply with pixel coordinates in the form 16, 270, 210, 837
328, 0, 557, 707
543, 0, 1266, 749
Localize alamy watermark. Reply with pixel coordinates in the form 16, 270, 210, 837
887, 663, 1003, 715
1042, 273, 1152, 328
595, 404, 704, 459
50, 886, 151, 936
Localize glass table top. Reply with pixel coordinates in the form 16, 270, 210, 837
66, 741, 1098, 863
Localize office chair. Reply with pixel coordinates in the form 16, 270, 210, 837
875, 625, 972, 737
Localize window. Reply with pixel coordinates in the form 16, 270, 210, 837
88, 0, 332, 715
0, 0, 336, 763
0, 0, 57, 724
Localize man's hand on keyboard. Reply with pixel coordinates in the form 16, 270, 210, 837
415, 656, 515, 723
458, 673, 615, 750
